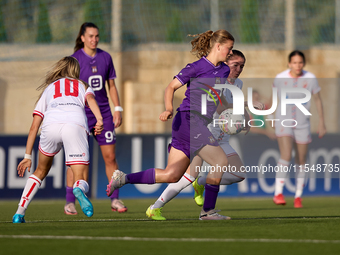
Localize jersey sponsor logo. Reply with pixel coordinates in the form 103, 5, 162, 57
88, 75, 103, 91
69, 153, 85, 158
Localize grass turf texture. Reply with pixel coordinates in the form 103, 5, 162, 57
1, 197, 340, 255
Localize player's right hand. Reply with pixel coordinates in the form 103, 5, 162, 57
17, 159, 32, 177
94, 120, 104, 135
159, 110, 173, 121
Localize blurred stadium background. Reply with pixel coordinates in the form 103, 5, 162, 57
0, 0, 340, 199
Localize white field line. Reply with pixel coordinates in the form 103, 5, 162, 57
1, 216, 340, 224
0, 235, 339, 244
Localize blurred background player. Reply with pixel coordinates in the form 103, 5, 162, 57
64, 22, 127, 215
107, 29, 236, 220
145, 50, 251, 220
248, 89, 276, 140
273, 50, 326, 208
13, 56, 103, 223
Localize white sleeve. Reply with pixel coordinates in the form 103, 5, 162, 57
85, 86, 95, 97
33, 91, 47, 119
311, 77, 321, 94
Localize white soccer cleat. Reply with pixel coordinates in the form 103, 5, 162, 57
64, 203, 78, 215
199, 208, 231, 220
106, 170, 126, 197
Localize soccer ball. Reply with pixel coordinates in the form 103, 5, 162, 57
218, 109, 245, 135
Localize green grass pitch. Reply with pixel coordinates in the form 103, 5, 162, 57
1, 197, 340, 255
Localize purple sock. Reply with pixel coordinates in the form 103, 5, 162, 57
126, 168, 155, 184
110, 189, 119, 200
66, 186, 76, 203
203, 184, 220, 212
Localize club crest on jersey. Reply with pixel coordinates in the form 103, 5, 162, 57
215, 77, 221, 84
208, 136, 216, 144
91, 66, 97, 73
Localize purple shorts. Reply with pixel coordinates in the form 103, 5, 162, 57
87, 111, 116, 146
169, 111, 219, 159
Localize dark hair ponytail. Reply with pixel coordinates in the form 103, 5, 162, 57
74, 22, 99, 52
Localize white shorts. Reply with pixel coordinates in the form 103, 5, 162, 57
39, 123, 90, 165
209, 125, 237, 157
275, 126, 312, 144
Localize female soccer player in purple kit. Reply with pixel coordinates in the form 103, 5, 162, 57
107, 30, 241, 220
64, 22, 127, 215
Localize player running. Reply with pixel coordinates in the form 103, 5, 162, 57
12, 56, 103, 223
145, 50, 265, 220
273, 50, 327, 208
107, 30, 250, 220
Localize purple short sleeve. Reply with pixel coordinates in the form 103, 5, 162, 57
107, 55, 116, 80
175, 64, 196, 85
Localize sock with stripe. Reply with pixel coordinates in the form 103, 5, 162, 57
73, 179, 89, 193
151, 173, 195, 209
16, 174, 42, 215
274, 159, 290, 196
197, 171, 246, 185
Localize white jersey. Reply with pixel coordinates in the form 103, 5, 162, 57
208, 78, 243, 142
34, 78, 95, 133
273, 69, 320, 129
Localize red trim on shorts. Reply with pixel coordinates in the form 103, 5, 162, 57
66, 161, 90, 166
39, 144, 59, 157
276, 134, 311, 144
295, 139, 311, 145
275, 134, 294, 139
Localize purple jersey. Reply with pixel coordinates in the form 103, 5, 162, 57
175, 56, 230, 119
72, 48, 116, 117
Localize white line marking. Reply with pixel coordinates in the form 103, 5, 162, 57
1, 216, 340, 224
0, 235, 339, 244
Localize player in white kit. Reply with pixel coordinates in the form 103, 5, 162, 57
12, 56, 103, 223
146, 50, 257, 220
273, 50, 326, 208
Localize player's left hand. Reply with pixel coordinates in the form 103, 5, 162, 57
113, 111, 122, 128
252, 100, 265, 110
17, 159, 32, 177
318, 122, 327, 138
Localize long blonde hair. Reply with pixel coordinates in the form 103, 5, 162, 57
188, 29, 234, 59
36, 56, 88, 102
